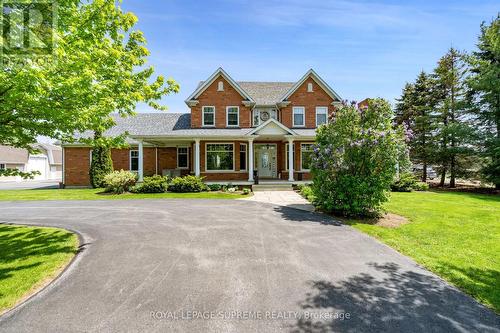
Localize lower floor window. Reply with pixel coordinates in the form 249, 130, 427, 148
206, 144, 234, 171
285, 143, 295, 170
130, 150, 139, 171
177, 147, 188, 168
239, 144, 247, 171
0, 163, 5, 170
301, 144, 314, 170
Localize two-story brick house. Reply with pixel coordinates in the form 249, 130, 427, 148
62, 68, 343, 186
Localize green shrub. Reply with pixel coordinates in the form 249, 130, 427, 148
168, 175, 207, 193
207, 184, 222, 191
311, 99, 408, 217
242, 188, 250, 195
131, 175, 168, 193
392, 172, 429, 192
299, 185, 316, 203
104, 170, 137, 194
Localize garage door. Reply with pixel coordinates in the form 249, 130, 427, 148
27, 156, 47, 180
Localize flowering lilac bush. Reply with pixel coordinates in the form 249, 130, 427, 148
311, 99, 408, 217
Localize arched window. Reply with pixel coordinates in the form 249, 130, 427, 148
307, 82, 313, 92
217, 81, 224, 91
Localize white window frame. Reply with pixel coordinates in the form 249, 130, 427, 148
300, 143, 314, 171
307, 82, 313, 92
177, 147, 189, 169
202, 106, 215, 127
293, 107, 305, 127
239, 143, 247, 171
315, 106, 328, 127
205, 143, 235, 172
226, 106, 240, 127
130, 150, 139, 172
217, 81, 224, 91
285, 143, 295, 171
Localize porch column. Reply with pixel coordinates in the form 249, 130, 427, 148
194, 139, 201, 177
138, 139, 144, 182
288, 138, 294, 182
248, 138, 254, 182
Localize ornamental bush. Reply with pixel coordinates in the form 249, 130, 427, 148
311, 99, 408, 217
391, 172, 429, 192
130, 175, 168, 193
103, 170, 137, 194
168, 175, 207, 193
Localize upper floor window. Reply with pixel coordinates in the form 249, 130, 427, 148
292, 107, 305, 127
316, 107, 328, 127
202, 106, 215, 127
307, 82, 313, 92
217, 81, 224, 91
253, 109, 278, 126
130, 150, 139, 172
226, 106, 239, 127
177, 147, 188, 169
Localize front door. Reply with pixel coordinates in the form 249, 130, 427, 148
255, 144, 277, 178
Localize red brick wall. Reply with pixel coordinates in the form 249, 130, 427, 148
111, 148, 156, 176
279, 141, 313, 180
191, 75, 252, 128
281, 77, 335, 129
64, 147, 91, 186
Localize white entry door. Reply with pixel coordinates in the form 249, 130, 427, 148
255, 144, 277, 178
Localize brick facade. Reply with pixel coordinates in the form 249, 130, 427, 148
280, 77, 335, 129
191, 76, 252, 128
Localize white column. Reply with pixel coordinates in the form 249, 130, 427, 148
248, 138, 254, 182
194, 139, 201, 176
288, 138, 294, 182
138, 140, 144, 182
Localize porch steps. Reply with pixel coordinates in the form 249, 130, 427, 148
252, 183, 293, 191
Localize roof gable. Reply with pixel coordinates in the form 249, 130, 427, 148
185, 68, 254, 104
280, 69, 342, 102
248, 118, 297, 136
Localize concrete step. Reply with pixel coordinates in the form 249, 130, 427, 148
252, 184, 293, 191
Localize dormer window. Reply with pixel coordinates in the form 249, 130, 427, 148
217, 81, 224, 91
253, 109, 278, 126
307, 82, 313, 92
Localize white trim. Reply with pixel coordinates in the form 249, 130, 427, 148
300, 143, 315, 172
205, 142, 235, 172
247, 118, 297, 136
254, 143, 278, 178
307, 82, 313, 92
176, 146, 189, 169
315, 106, 328, 127
248, 139, 254, 182
226, 106, 240, 127
292, 107, 306, 127
130, 149, 139, 172
280, 69, 342, 102
194, 139, 201, 176
239, 143, 247, 171
285, 143, 295, 171
185, 67, 255, 104
202, 106, 216, 127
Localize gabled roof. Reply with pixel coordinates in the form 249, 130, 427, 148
280, 69, 342, 102
185, 67, 255, 104
247, 118, 297, 136
237, 82, 294, 105
0, 145, 29, 164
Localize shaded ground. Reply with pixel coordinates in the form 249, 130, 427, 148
0, 180, 60, 190
0, 200, 498, 332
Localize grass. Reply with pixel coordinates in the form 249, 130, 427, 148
0, 188, 248, 201
348, 191, 500, 312
0, 224, 78, 313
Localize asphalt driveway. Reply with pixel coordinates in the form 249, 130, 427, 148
0, 200, 498, 333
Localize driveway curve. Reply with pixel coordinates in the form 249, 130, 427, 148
0, 200, 498, 333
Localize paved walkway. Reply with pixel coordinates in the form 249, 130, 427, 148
241, 190, 315, 212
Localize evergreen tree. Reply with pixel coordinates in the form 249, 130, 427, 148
396, 72, 438, 182
467, 15, 500, 189
89, 130, 113, 188
433, 48, 477, 187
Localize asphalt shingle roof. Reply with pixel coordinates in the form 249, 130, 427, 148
236, 82, 295, 105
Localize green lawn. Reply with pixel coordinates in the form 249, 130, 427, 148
0, 224, 78, 313
349, 191, 500, 312
0, 189, 248, 201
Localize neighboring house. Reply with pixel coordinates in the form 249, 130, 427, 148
63, 68, 343, 186
0, 143, 62, 181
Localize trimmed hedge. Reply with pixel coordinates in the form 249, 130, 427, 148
131, 175, 168, 193
168, 175, 207, 193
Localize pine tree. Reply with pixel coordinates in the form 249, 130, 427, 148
467, 15, 500, 189
433, 48, 477, 187
396, 71, 438, 182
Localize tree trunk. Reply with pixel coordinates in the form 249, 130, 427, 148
439, 166, 446, 187
422, 161, 427, 182
450, 157, 456, 188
